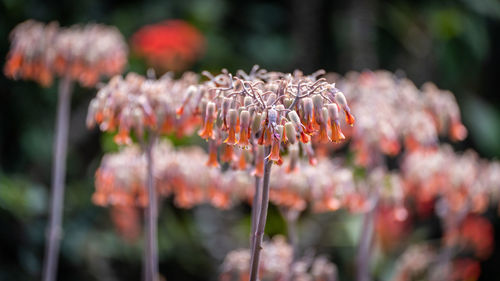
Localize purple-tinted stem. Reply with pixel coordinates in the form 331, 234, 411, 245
356, 196, 378, 281
144, 133, 158, 281
250, 176, 262, 250
249, 154, 272, 281
42, 75, 73, 281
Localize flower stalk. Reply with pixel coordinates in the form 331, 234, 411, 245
250, 175, 262, 250
249, 151, 273, 281
143, 132, 159, 281
42, 75, 73, 281
356, 194, 379, 281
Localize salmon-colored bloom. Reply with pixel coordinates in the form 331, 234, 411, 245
236, 150, 247, 170
317, 108, 331, 143
237, 110, 251, 149
268, 126, 283, 163
114, 127, 132, 146
224, 109, 238, 145
110, 205, 141, 242
252, 145, 265, 177
206, 140, 220, 168
449, 119, 467, 142
199, 102, 216, 140
221, 144, 234, 163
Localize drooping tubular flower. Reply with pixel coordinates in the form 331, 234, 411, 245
192, 67, 354, 170
220, 235, 338, 281
131, 20, 205, 72
4, 20, 127, 87
86, 72, 201, 145
332, 70, 467, 167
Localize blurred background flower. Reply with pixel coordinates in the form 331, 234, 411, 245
131, 20, 204, 73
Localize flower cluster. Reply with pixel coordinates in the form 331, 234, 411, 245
392, 243, 483, 281
92, 141, 251, 210
401, 145, 500, 217
267, 158, 356, 213
52, 23, 128, 87
4, 20, 59, 86
393, 145, 498, 279
333, 71, 467, 166
94, 140, 393, 217
220, 235, 338, 281
92, 145, 148, 207
194, 68, 354, 170
87, 67, 354, 173
131, 20, 205, 72
4, 20, 127, 87
86, 72, 201, 145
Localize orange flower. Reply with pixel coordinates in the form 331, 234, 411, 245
206, 140, 219, 168
237, 150, 247, 170
252, 145, 265, 177
449, 119, 467, 141
220, 144, 234, 163
327, 104, 345, 143
268, 126, 283, 163
334, 92, 355, 126
199, 102, 216, 140
317, 108, 331, 143
224, 109, 238, 145
237, 110, 251, 149
288, 111, 310, 143
110, 205, 141, 242
302, 98, 315, 134
345, 110, 355, 126
114, 127, 132, 145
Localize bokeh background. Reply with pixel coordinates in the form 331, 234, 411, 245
1, 0, 500, 280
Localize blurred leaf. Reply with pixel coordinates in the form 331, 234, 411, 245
462, 95, 500, 157
0, 175, 47, 218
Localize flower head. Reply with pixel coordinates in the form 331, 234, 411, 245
192, 66, 354, 170
5, 20, 127, 87
87, 72, 200, 144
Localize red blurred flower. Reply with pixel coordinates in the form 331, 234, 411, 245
452, 258, 481, 281
375, 204, 410, 251
110, 205, 141, 243
131, 20, 205, 72
459, 215, 494, 260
